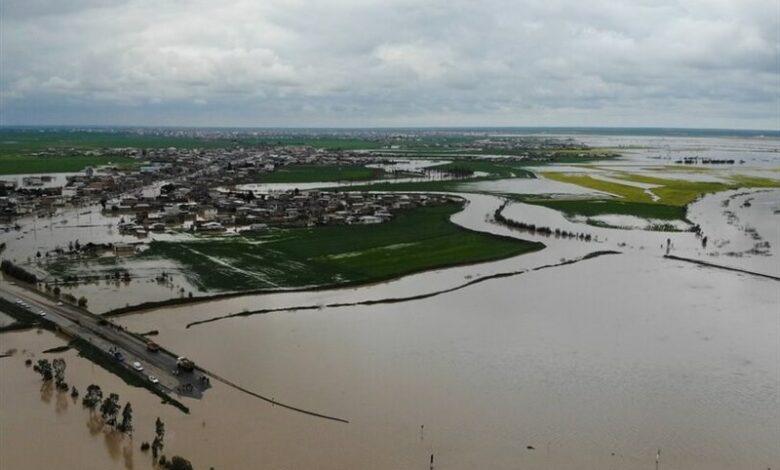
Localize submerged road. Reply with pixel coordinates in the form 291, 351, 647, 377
0, 283, 351, 423
0, 284, 210, 400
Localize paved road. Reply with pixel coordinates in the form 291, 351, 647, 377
0, 284, 210, 399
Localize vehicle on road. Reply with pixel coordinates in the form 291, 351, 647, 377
56, 302, 63, 306
113, 351, 124, 362
146, 341, 160, 352
177, 356, 195, 372
132, 361, 144, 371
38, 310, 46, 316
148, 375, 159, 384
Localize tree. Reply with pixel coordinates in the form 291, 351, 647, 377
152, 417, 165, 458
119, 402, 133, 434
82, 384, 103, 409
100, 393, 121, 427
52, 358, 68, 390
78, 296, 88, 307
33, 359, 53, 381
167, 456, 194, 470
155, 417, 165, 440
152, 436, 163, 459
53, 286, 61, 297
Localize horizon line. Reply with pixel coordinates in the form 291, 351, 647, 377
1, 124, 778, 133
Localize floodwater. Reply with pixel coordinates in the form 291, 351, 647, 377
457, 177, 611, 196
1, 134, 779, 469
3, 248, 777, 470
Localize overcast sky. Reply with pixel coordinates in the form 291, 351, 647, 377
1, 0, 778, 128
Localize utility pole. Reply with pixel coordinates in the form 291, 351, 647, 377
655, 448, 661, 470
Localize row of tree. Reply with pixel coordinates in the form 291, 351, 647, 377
30, 356, 193, 469
1, 259, 38, 283
493, 203, 593, 241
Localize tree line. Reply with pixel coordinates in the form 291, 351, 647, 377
1, 259, 38, 283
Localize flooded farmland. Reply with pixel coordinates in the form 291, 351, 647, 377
2, 133, 779, 470
4, 247, 776, 469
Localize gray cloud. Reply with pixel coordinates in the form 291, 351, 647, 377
1, 0, 778, 128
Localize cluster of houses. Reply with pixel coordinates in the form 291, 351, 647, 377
115, 188, 456, 236
0, 144, 394, 224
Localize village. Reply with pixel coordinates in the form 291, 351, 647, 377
114, 188, 454, 238
0, 144, 412, 224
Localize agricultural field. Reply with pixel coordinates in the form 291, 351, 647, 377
523, 199, 688, 221
0, 154, 139, 175
140, 203, 543, 292
527, 169, 780, 227
0, 130, 228, 153
541, 171, 780, 206
255, 164, 383, 183
248, 137, 386, 150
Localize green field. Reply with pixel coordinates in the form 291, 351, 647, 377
529, 170, 780, 228
323, 159, 537, 193
0, 129, 241, 153
252, 137, 385, 150
0, 155, 140, 175
141, 203, 543, 292
257, 164, 383, 183
523, 199, 688, 221
541, 171, 780, 206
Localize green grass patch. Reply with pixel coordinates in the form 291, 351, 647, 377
541, 171, 780, 207
257, 164, 382, 183
0, 155, 139, 175
0, 130, 229, 155
141, 203, 543, 292
523, 199, 688, 221
541, 172, 654, 203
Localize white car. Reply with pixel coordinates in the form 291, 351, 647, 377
148, 375, 159, 384
56, 302, 64, 306
38, 310, 47, 316
132, 361, 144, 371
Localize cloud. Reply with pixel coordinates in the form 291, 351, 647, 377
0, 0, 778, 128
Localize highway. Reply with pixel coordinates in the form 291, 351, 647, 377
0, 283, 210, 400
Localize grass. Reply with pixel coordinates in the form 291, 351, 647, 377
0, 130, 229, 154
523, 199, 688, 221
540, 171, 780, 206
0, 155, 139, 175
256, 164, 383, 183
322, 159, 536, 193
252, 137, 385, 150
529, 170, 780, 227
540, 172, 654, 203
141, 203, 543, 292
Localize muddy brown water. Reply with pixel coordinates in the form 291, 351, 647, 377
1, 135, 779, 469
3, 246, 776, 469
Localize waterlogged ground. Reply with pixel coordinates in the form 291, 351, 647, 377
2, 247, 777, 470
1, 134, 779, 469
